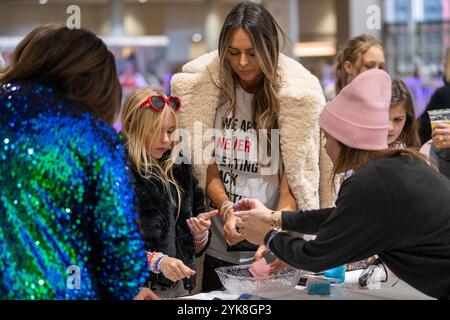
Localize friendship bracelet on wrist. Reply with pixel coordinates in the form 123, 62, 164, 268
194, 234, 209, 250
147, 251, 158, 265
194, 236, 208, 249
155, 254, 167, 273
193, 235, 208, 244
147, 251, 167, 274
192, 230, 208, 240
270, 211, 281, 230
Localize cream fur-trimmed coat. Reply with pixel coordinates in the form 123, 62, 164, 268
171, 51, 336, 210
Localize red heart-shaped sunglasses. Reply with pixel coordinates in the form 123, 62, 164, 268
139, 95, 182, 112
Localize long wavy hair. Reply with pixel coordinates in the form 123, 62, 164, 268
217, 2, 285, 135
390, 80, 420, 149
121, 88, 182, 219
335, 34, 383, 95
0, 23, 121, 125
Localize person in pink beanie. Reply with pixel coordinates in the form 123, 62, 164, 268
233, 69, 450, 300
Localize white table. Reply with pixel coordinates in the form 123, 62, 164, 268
184, 271, 435, 300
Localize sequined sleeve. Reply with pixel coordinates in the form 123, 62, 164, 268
87, 121, 148, 300
0, 82, 147, 300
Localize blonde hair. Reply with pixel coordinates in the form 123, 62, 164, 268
217, 2, 284, 135
335, 34, 383, 94
121, 88, 182, 219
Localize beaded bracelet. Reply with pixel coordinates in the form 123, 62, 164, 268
193, 232, 208, 244
147, 251, 167, 274
194, 238, 208, 246
192, 230, 208, 240
152, 254, 166, 273
222, 206, 234, 222
194, 234, 209, 250
150, 253, 160, 271
155, 254, 167, 273
150, 254, 159, 272
147, 251, 158, 266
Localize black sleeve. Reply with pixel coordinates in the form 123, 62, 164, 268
89, 129, 147, 299
282, 208, 335, 235
195, 232, 212, 258
268, 173, 396, 273
418, 112, 431, 146
188, 165, 210, 257
133, 177, 167, 251
191, 171, 206, 216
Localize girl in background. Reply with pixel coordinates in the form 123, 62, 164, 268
171, 1, 334, 292
335, 34, 385, 96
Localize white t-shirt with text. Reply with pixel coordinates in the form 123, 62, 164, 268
206, 85, 280, 264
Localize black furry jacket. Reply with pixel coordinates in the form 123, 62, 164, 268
130, 150, 210, 289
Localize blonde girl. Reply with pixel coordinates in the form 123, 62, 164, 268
121, 88, 216, 298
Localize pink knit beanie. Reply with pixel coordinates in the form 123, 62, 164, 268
319, 69, 392, 150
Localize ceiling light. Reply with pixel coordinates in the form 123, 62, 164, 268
293, 42, 336, 58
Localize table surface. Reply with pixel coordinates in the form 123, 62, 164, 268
183, 270, 435, 300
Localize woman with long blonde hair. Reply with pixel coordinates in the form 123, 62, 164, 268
171, 1, 334, 292
121, 88, 216, 298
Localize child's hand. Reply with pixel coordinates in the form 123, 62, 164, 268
158, 256, 196, 282
187, 210, 217, 233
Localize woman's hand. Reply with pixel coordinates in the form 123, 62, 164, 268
234, 205, 273, 245
224, 208, 245, 245
187, 210, 217, 234
432, 123, 450, 148
158, 257, 196, 282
